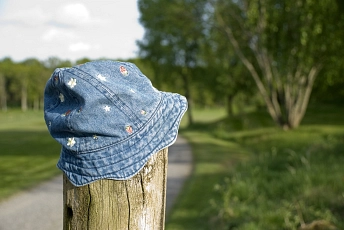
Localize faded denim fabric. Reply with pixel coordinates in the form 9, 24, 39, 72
44, 60, 187, 186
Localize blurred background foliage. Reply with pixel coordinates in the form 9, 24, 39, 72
1, 0, 344, 229
0, 0, 343, 129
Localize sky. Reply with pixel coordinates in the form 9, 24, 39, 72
0, 0, 145, 62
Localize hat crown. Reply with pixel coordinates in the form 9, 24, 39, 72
44, 60, 161, 153
44, 60, 187, 186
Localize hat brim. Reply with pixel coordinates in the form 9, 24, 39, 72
57, 92, 187, 186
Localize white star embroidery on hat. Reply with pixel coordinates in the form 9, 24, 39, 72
67, 78, 77, 88
104, 105, 111, 112
97, 74, 106, 81
67, 137, 76, 147
130, 89, 135, 93
59, 93, 65, 102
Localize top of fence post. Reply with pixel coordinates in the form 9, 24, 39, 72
63, 148, 168, 230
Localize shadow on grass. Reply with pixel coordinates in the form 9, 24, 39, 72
302, 104, 344, 126
170, 106, 344, 229
0, 130, 59, 155
167, 134, 344, 230
166, 132, 251, 229
167, 170, 232, 230
0, 130, 61, 201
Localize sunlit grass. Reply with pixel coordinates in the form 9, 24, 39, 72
167, 105, 344, 230
0, 110, 61, 201
179, 107, 227, 128
1, 105, 344, 229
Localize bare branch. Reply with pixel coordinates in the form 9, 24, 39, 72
215, 6, 282, 124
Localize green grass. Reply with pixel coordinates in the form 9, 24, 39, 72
0, 110, 61, 201
1, 106, 344, 229
167, 105, 344, 230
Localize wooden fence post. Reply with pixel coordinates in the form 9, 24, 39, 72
63, 148, 168, 230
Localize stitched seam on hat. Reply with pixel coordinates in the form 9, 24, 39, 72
61, 94, 183, 166
59, 97, 187, 186
56, 69, 82, 133
69, 67, 143, 127
60, 98, 179, 173
60, 106, 183, 182
64, 94, 179, 158
67, 96, 164, 155
62, 93, 165, 155
75, 64, 139, 122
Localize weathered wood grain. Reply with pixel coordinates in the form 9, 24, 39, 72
63, 148, 168, 230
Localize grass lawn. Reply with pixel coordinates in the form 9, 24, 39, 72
0, 110, 61, 201
167, 105, 344, 230
1, 105, 343, 229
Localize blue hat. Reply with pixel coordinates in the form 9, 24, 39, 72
44, 60, 187, 186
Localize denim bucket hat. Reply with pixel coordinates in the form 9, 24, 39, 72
44, 60, 187, 186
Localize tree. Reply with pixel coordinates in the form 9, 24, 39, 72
138, 0, 209, 125
25, 59, 50, 110
214, 0, 342, 129
17, 59, 45, 111
0, 71, 6, 111
312, 55, 344, 104
44, 56, 72, 70
0, 58, 15, 111
202, 21, 256, 116
75, 57, 92, 66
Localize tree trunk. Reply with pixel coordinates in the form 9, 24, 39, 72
33, 97, 39, 111
0, 74, 7, 111
226, 94, 234, 117
63, 148, 168, 230
216, 9, 320, 130
21, 84, 28, 111
181, 68, 193, 126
